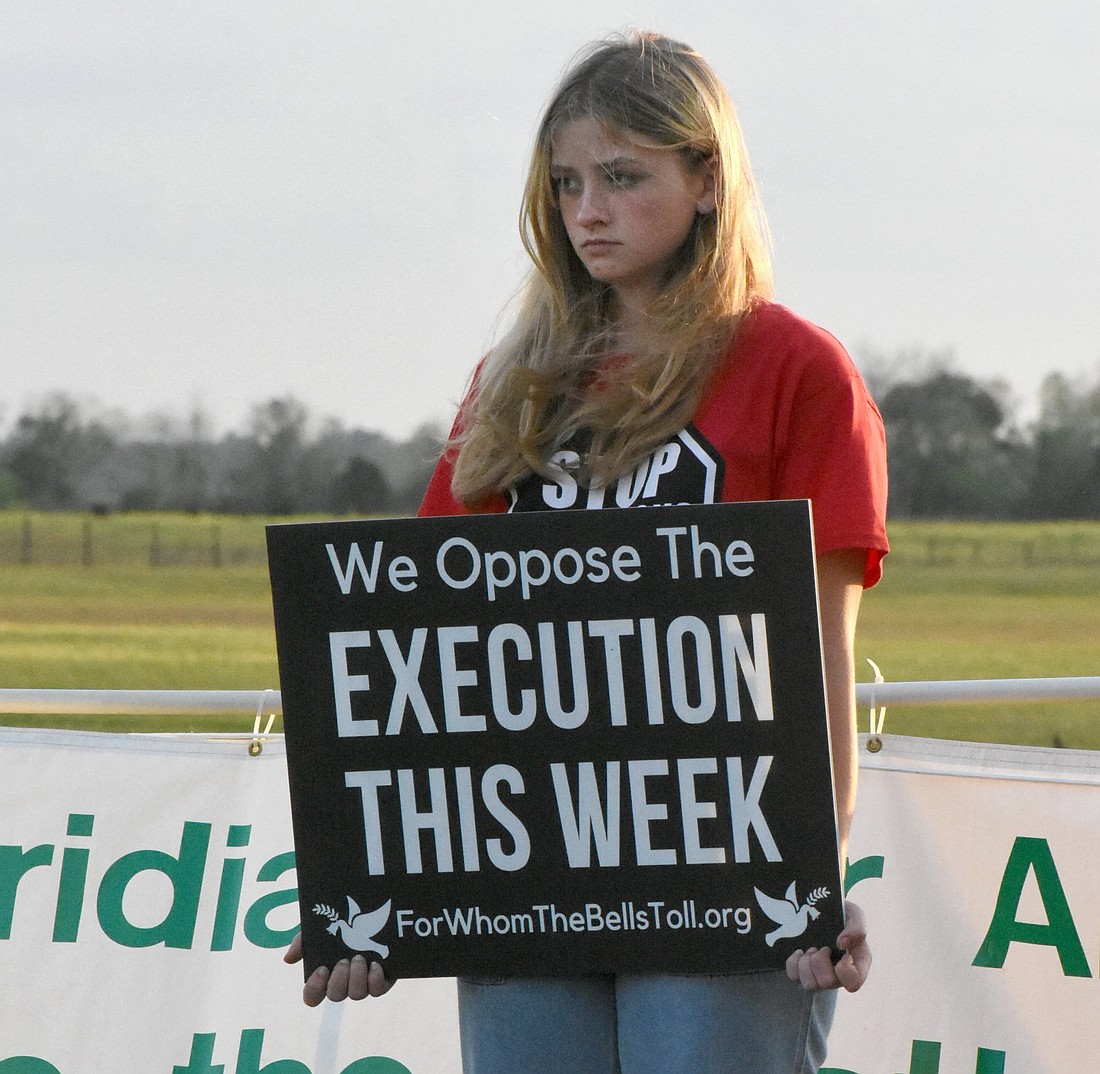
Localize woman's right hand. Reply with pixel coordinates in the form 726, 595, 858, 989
785, 900, 871, 993
284, 932, 395, 1006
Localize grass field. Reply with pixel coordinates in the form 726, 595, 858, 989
0, 514, 1098, 746
852, 520, 1100, 747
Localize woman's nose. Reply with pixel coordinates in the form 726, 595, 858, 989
576, 186, 608, 225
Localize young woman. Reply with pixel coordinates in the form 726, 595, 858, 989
288, 31, 887, 1073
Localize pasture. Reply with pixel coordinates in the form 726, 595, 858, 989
0, 513, 1098, 746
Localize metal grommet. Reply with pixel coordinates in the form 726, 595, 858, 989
866, 736, 883, 754
248, 739, 264, 757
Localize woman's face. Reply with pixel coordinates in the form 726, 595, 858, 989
550, 117, 715, 311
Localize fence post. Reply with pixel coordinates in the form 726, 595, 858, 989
21, 515, 33, 565
82, 518, 94, 567
1023, 540, 1035, 568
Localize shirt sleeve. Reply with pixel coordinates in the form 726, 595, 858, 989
774, 335, 889, 588
417, 366, 508, 518
417, 449, 466, 517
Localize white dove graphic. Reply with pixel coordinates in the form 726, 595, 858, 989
753, 882, 827, 946
314, 897, 392, 958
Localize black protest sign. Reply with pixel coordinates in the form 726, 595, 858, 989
267, 501, 843, 980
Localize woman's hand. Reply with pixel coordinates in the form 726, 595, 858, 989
785, 900, 871, 993
284, 932, 394, 1006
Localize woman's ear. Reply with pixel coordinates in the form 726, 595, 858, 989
694, 160, 717, 215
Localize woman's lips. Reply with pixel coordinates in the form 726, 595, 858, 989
581, 239, 619, 252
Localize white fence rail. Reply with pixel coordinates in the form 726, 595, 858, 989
2, 677, 1099, 716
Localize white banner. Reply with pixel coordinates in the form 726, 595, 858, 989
3, 726, 1099, 1073
826, 734, 1100, 1074
0, 727, 458, 1074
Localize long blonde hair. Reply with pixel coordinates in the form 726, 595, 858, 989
451, 31, 773, 505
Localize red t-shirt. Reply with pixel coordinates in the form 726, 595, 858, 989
419, 302, 889, 586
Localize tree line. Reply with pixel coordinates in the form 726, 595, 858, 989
1, 359, 1098, 519
864, 356, 1100, 519
0, 396, 443, 517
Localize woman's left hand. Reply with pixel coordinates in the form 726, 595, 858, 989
785, 900, 871, 993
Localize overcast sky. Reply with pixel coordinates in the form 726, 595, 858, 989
2, 1, 1097, 440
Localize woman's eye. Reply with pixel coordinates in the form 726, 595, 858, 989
607, 170, 640, 188
554, 174, 580, 195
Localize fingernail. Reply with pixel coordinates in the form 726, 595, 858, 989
352, 954, 366, 964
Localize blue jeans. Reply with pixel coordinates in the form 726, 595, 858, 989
457, 971, 837, 1074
